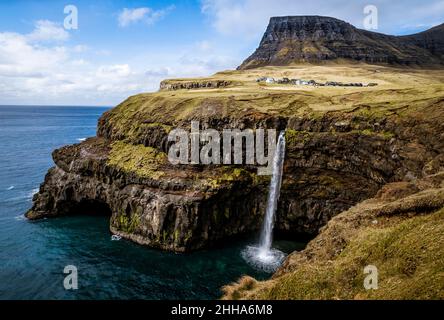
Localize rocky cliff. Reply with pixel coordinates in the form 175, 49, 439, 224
159, 79, 234, 91
239, 16, 444, 69
26, 64, 444, 252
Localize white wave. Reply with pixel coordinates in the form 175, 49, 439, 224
6, 186, 14, 190
27, 188, 39, 200
111, 234, 122, 241
77, 137, 86, 142
14, 215, 26, 221
4, 188, 39, 202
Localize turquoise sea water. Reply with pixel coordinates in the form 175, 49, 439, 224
0, 106, 305, 299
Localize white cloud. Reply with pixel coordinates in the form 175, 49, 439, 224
71, 59, 87, 66
95, 49, 111, 56
145, 67, 171, 77
196, 40, 213, 52
0, 17, 239, 105
178, 54, 237, 73
73, 45, 89, 53
118, 8, 151, 27
0, 23, 150, 105
96, 64, 131, 78
118, 6, 175, 27
0, 32, 67, 78
27, 20, 69, 42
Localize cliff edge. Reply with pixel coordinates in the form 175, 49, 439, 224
26, 64, 444, 253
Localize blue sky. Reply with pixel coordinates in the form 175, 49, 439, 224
0, 0, 442, 106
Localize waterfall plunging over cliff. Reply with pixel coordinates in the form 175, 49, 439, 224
242, 131, 286, 272
260, 131, 285, 251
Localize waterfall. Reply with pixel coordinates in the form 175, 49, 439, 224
259, 131, 285, 252
241, 131, 286, 272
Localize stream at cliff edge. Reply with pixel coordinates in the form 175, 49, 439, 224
0, 106, 306, 299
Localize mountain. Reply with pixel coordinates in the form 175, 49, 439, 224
399, 23, 444, 59
238, 16, 444, 69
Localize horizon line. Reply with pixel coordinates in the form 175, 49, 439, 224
0, 104, 111, 108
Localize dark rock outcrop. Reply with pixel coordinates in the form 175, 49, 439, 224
27, 138, 270, 252
27, 95, 444, 251
239, 16, 444, 69
160, 80, 233, 91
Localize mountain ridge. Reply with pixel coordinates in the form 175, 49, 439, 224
238, 16, 444, 69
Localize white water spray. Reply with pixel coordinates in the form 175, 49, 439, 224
242, 131, 286, 272
259, 131, 285, 251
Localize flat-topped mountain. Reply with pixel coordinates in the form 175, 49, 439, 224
239, 16, 444, 69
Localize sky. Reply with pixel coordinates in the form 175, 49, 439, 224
0, 0, 442, 106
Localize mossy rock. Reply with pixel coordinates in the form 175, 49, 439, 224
107, 141, 167, 179
117, 213, 141, 233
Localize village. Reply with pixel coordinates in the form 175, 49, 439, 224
256, 77, 378, 87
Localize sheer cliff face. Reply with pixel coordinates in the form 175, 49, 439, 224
26, 88, 444, 252
238, 16, 444, 69
25, 16, 444, 253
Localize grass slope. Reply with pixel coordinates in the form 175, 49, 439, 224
222, 176, 444, 300
102, 64, 444, 142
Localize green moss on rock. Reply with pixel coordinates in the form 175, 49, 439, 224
285, 129, 311, 147
107, 141, 167, 179
117, 213, 141, 233
205, 167, 265, 189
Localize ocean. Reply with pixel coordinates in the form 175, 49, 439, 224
0, 105, 304, 299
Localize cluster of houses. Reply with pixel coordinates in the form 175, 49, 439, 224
256, 77, 377, 87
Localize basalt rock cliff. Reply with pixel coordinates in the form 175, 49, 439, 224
25, 16, 444, 254
239, 16, 444, 69
26, 78, 444, 252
